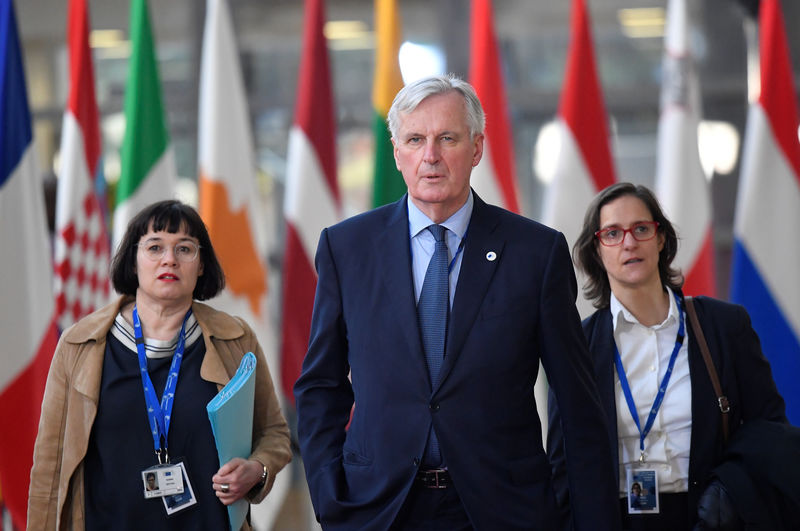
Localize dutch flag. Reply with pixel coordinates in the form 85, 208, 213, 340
731, 0, 800, 424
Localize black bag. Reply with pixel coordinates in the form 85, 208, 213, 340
694, 419, 800, 531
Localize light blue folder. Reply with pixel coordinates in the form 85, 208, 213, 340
207, 352, 257, 531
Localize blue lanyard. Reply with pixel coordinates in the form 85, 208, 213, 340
132, 305, 192, 464
447, 233, 466, 274
613, 292, 685, 463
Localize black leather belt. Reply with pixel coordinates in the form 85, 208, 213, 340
415, 468, 450, 489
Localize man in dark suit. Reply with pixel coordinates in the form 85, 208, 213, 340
294, 74, 620, 530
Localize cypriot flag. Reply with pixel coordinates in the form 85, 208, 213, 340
197, 0, 288, 526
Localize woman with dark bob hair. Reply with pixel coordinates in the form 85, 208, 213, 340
548, 183, 786, 530
29, 200, 291, 530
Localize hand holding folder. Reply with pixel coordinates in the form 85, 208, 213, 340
207, 352, 257, 531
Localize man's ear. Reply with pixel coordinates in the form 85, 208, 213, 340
392, 138, 401, 170
472, 133, 485, 167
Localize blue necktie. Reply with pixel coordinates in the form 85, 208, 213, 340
418, 224, 449, 466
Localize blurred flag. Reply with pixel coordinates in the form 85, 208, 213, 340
371, 0, 405, 207
654, 0, 715, 296
113, 0, 175, 248
54, 0, 111, 331
468, 0, 520, 213
0, 1, 60, 527
281, 0, 341, 403
542, 0, 615, 318
731, 0, 800, 424
537, 0, 615, 442
196, 0, 288, 526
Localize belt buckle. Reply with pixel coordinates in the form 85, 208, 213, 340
424, 468, 447, 489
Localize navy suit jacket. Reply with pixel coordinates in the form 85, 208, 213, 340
548, 294, 786, 529
295, 192, 620, 530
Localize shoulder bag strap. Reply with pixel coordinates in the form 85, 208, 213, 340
684, 296, 730, 443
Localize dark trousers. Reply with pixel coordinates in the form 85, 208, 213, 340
620, 492, 689, 531
391, 481, 474, 530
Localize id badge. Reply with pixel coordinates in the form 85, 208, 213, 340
626, 467, 659, 514
162, 461, 198, 515
142, 464, 184, 498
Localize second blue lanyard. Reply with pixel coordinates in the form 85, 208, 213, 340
614, 291, 685, 462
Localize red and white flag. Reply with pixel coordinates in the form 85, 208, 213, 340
197, 0, 289, 525
0, 2, 60, 527
281, 0, 341, 403
654, 0, 715, 296
542, 0, 616, 318
54, 0, 111, 331
537, 0, 615, 441
468, 0, 520, 213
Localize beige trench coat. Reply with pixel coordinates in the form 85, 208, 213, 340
27, 296, 292, 530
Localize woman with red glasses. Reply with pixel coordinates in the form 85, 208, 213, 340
547, 182, 787, 530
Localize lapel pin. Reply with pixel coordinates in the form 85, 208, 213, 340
486, 251, 497, 261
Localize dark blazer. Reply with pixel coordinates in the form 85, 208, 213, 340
548, 293, 787, 529
295, 192, 620, 530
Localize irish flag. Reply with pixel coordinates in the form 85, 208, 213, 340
731, 0, 800, 424
281, 0, 341, 402
468, 0, 520, 213
54, 0, 111, 330
0, 1, 60, 526
371, 0, 405, 207
654, 0, 715, 296
113, 0, 175, 248
197, 0, 289, 525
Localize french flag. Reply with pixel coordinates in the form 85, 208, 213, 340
730, 0, 800, 424
0, 0, 60, 527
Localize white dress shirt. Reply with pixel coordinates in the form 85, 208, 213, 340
611, 287, 692, 496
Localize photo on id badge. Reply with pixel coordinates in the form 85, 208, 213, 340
142, 463, 184, 499
627, 468, 659, 514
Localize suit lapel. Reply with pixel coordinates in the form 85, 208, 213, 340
436, 194, 503, 392
592, 310, 621, 482
376, 197, 432, 385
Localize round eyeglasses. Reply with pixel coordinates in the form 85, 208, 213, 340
595, 221, 659, 247
137, 241, 201, 262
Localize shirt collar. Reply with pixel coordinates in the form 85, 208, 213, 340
111, 310, 202, 358
610, 285, 679, 332
407, 191, 473, 240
